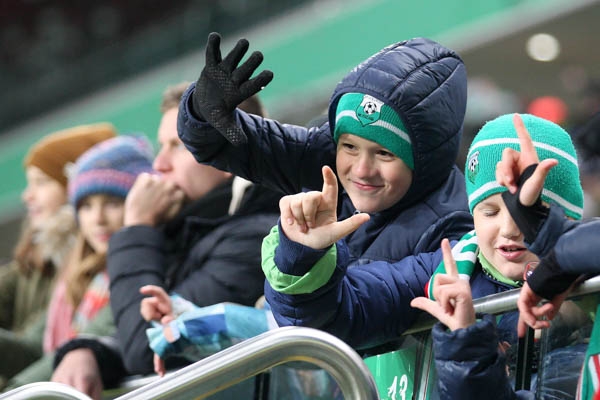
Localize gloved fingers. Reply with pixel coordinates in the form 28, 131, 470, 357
205, 32, 223, 67
221, 38, 250, 73
239, 70, 274, 99
232, 50, 264, 84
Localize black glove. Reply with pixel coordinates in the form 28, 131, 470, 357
501, 164, 549, 244
192, 32, 274, 146
526, 250, 580, 300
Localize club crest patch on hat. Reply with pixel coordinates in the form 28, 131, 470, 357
467, 150, 479, 184
356, 95, 383, 126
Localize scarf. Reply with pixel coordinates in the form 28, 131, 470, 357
426, 230, 522, 300
577, 304, 600, 400
43, 271, 110, 353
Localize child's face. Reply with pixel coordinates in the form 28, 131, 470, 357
78, 194, 125, 254
473, 193, 539, 281
335, 134, 412, 214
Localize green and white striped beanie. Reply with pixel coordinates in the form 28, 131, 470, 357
333, 92, 414, 169
465, 113, 583, 220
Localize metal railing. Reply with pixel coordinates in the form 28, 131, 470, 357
5, 277, 599, 400
405, 274, 600, 335
113, 326, 378, 400
0, 382, 92, 400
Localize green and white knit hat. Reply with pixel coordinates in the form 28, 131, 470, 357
465, 113, 583, 219
333, 92, 414, 169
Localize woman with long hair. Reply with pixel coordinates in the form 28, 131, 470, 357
0, 123, 115, 388
2, 134, 155, 391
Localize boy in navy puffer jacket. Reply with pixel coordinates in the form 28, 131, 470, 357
178, 33, 472, 351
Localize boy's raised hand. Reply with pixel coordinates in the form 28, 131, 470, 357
411, 239, 476, 331
279, 166, 370, 249
495, 113, 558, 205
140, 285, 173, 323
191, 32, 274, 145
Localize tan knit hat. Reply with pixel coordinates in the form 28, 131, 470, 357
23, 123, 117, 187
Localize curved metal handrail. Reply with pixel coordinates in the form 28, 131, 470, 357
114, 326, 379, 400
0, 382, 92, 400
405, 274, 600, 335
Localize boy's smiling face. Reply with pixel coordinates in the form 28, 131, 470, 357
335, 133, 412, 214
473, 193, 539, 281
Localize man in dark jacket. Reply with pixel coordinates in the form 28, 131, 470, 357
50, 82, 280, 398
177, 33, 473, 351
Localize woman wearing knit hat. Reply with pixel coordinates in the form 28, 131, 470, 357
3, 135, 154, 391
178, 33, 473, 351
0, 123, 115, 389
411, 114, 594, 400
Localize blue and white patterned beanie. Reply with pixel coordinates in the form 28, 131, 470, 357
465, 113, 583, 220
68, 135, 155, 208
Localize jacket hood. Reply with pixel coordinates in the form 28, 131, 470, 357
328, 37, 467, 207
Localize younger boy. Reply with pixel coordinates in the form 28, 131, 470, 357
424, 113, 583, 345
412, 113, 594, 399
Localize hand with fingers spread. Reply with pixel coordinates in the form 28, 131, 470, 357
496, 113, 558, 204
140, 285, 174, 323
410, 239, 476, 331
279, 166, 370, 249
192, 32, 274, 145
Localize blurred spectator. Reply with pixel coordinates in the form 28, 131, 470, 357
50, 83, 280, 399
4, 135, 155, 392
0, 123, 115, 389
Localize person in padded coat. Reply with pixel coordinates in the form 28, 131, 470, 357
50, 83, 280, 397
411, 114, 593, 400
177, 33, 473, 351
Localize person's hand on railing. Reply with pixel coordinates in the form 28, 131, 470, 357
279, 166, 369, 249
411, 239, 476, 331
51, 348, 103, 400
